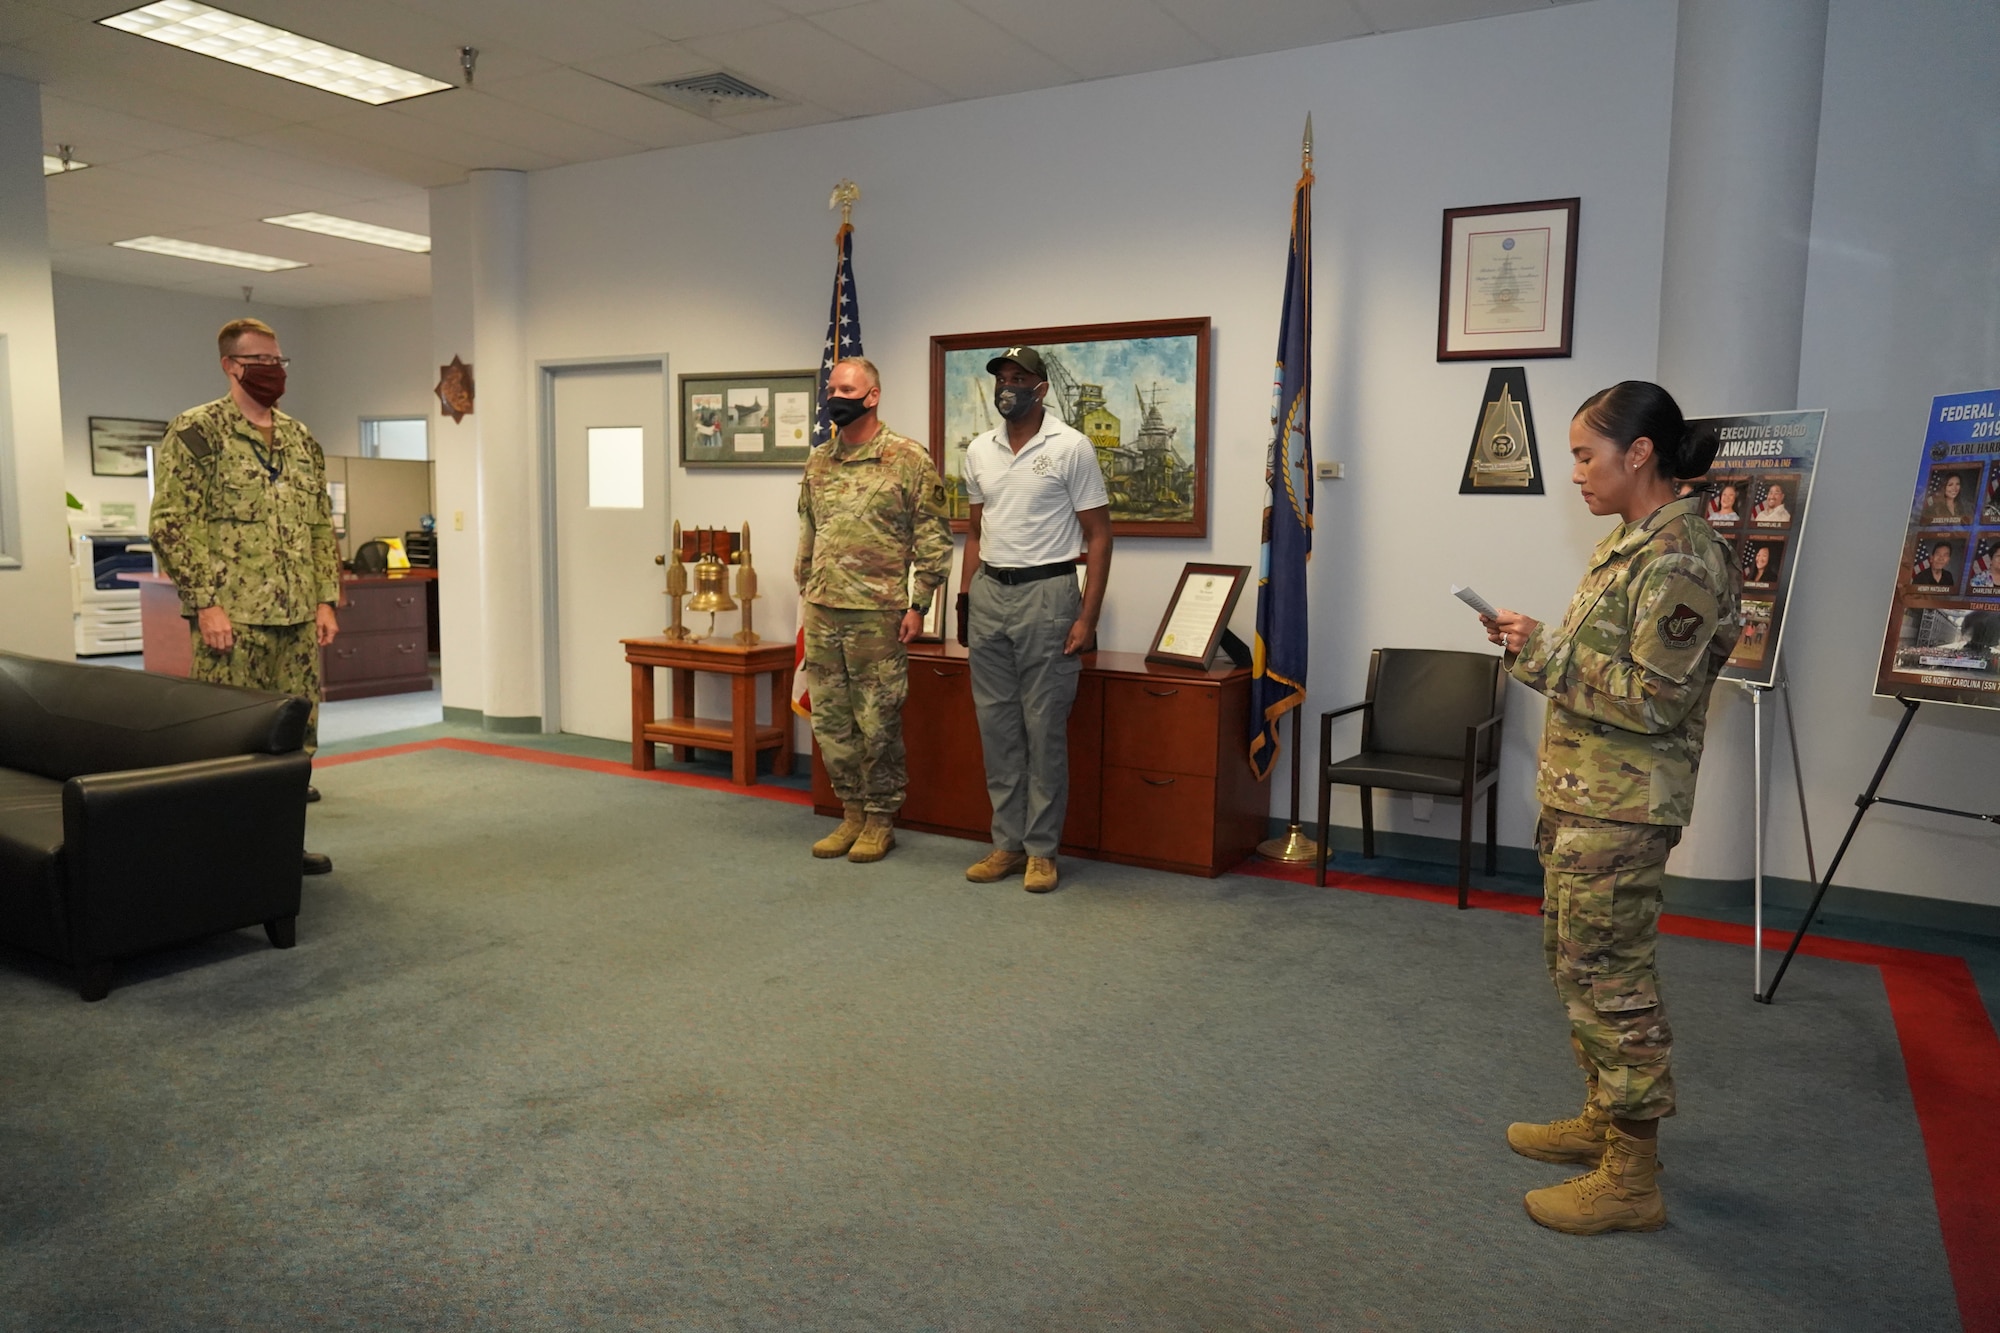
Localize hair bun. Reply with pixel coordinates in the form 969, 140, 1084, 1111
1676, 424, 1721, 479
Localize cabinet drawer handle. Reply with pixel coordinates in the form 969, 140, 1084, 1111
930, 668, 963, 678
395, 596, 416, 607
336, 647, 359, 658
1141, 775, 1176, 787
398, 643, 418, 653
1144, 687, 1179, 697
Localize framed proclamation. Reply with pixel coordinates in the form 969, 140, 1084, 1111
1437, 198, 1578, 361
1145, 563, 1249, 669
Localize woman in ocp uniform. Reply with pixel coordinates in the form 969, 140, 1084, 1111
1482, 382, 1738, 1236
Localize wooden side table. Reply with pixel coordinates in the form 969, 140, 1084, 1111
622, 637, 796, 786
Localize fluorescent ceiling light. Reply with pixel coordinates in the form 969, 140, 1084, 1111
263, 212, 430, 253
99, 1, 452, 106
114, 236, 307, 272
43, 154, 89, 175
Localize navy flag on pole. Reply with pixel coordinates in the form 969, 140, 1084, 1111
811, 219, 864, 449
1249, 142, 1315, 782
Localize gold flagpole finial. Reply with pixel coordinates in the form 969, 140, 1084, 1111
829, 179, 860, 227
1302, 115, 1313, 165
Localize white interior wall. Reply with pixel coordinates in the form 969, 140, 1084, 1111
490, 0, 1678, 838
53, 275, 302, 524
0, 73, 72, 660
282, 297, 433, 460
1780, 0, 2000, 905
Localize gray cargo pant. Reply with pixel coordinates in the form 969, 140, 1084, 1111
967, 569, 1083, 857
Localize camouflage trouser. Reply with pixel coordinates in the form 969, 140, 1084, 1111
1536, 806, 1680, 1121
804, 603, 908, 814
190, 619, 322, 752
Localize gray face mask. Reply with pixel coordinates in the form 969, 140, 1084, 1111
994, 382, 1042, 420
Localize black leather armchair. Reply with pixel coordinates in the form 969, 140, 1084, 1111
1314, 648, 1506, 909
0, 652, 311, 1000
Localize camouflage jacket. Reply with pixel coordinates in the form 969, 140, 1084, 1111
148, 396, 340, 625
795, 422, 953, 611
1510, 495, 1741, 825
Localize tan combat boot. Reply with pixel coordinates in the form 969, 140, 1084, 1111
965, 849, 1026, 883
846, 813, 896, 863
1523, 1126, 1665, 1235
812, 804, 866, 858
1506, 1099, 1610, 1166
1023, 856, 1059, 893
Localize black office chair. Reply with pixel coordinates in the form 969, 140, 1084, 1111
351, 540, 390, 574
1315, 648, 1506, 909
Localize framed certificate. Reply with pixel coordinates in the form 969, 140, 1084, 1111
1145, 562, 1249, 669
679, 369, 817, 468
1437, 198, 1579, 361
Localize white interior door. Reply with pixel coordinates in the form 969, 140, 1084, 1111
552, 363, 667, 740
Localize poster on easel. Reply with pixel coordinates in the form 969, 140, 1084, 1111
1874, 387, 2000, 708
1683, 409, 1825, 687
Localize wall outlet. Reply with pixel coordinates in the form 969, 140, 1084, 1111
453, 510, 464, 531
1316, 460, 1343, 480
1411, 793, 1434, 822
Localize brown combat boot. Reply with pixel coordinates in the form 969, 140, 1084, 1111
812, 804, 865, 858
1523, 1126, 1665, 1235
965, 849, 1026, 883
1507, 1100, 1610, 1166
846, 813, 896, 863
1023, 856, 1059, 893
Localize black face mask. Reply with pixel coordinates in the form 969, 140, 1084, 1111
824, 393, 872, 428
994, 382, 1042, 421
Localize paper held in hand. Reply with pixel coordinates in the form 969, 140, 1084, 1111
1451, 584, 1498, 618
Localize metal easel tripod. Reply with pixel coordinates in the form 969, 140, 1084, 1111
1758, 695, 2000, 1003
1740, 671, 1817, 1000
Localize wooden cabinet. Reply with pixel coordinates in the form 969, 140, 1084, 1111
324, 576, 432, 701
812, 646, 1263, 878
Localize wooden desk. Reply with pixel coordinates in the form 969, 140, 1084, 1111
623, 637, 795, 786
124, 570, 438, 700
811, 644, 1265, 878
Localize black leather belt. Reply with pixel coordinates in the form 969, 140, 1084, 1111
982, 561, 1073, 586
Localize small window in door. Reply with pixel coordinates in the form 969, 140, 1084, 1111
361, 417, 429, 460
587, 427, 645, 509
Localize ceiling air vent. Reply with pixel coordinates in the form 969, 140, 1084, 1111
640, 71, 788, 117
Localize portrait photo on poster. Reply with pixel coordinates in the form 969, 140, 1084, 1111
1679, 410, 1824, 687
1874, 387, 2000, 708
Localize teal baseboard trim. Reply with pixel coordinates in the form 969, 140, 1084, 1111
1274, 818, 2000, 942
440, 706, 543, 735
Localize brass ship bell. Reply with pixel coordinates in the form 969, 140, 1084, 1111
656, 522, 758, 644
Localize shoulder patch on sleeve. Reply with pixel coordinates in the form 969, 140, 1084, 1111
176, 422, 216, 460
1631, 577, 1721, 684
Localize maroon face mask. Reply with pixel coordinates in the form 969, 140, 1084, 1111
237, 362, 287, 408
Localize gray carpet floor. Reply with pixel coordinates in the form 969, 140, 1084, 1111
0, 745, 1965, 1331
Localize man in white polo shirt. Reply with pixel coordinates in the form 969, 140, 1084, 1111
956, 347, 1112, 893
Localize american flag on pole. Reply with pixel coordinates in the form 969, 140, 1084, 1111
795, 210, 865, 717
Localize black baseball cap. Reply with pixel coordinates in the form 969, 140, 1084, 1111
986, 346, 1047, 380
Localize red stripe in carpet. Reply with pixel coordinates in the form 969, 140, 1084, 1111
316, 739, 2000, 1328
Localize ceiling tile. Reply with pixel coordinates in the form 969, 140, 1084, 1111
311, 105, 563, 173
1348, 0, 1553, 34
368, 0, 667, 67
812, 0, 1080, 100
390, 88, 646, 164
587, 0, 793, 42
958, 0, 1215, 79
483, 69, 738, 151
685, 17, 951, 119
573, 41, 711, 90
124, 136, 415, 201
700, 101, 840, 136
245, 124, 468, 189
223, 0, 548, 88
0, 0, 76, 45
36, 93, 217, 163
1156, 0, 1374, 57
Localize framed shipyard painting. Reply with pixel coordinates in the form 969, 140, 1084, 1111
929, 317, 1211, 538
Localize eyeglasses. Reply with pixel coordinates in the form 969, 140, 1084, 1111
229, 354, 291, 367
